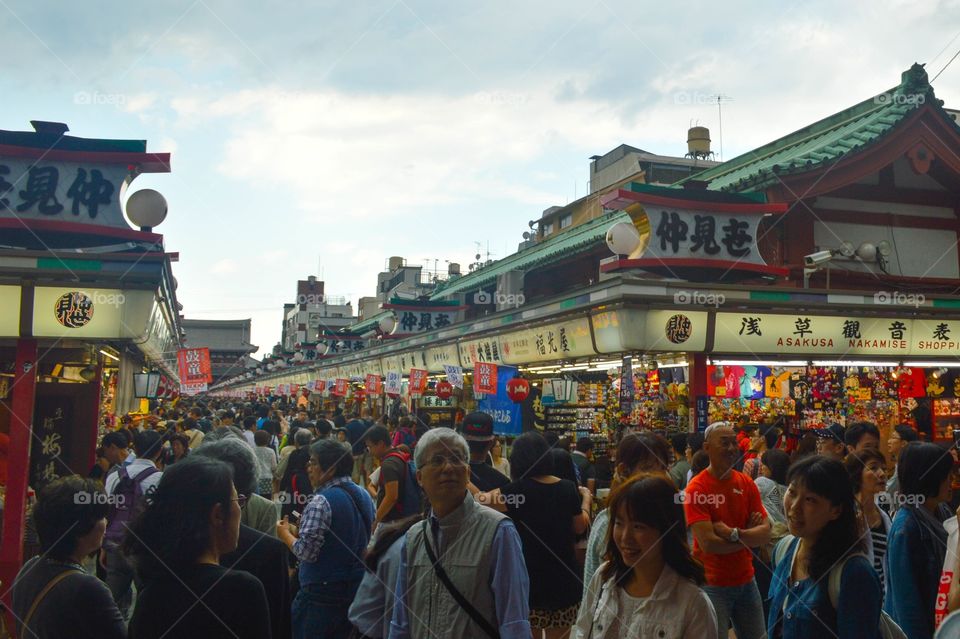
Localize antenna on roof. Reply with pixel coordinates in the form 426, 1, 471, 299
709, 94, 733, 161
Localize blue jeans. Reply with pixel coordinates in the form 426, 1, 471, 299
702, 578, 767, 639
292, 578, 362, 639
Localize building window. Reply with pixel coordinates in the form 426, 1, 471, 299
542, 222, 554, 236
559, 214, 573, 229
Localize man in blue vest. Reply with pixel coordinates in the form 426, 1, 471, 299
277, 438, 374, 639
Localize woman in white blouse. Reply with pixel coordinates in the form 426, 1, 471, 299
575, 473, 716, 638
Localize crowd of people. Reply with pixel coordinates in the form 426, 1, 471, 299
9, 398, 960, 639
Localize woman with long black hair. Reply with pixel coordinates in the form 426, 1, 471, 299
574, 473, 717, 638
768, 455, 882, 639
123, 456, 271, 639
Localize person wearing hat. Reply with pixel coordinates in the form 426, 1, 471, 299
815, 423, 846, 460
460, 412, 510, 493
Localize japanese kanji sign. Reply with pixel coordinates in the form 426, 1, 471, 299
177, 348, 213, 384
385, 371, 403, 395
599, 186, 788, 281
0, 159, 135, 229
408, 369, 428, 397
365, 374, 382, 395
714, 313, 960, 356
333, 378, 348, 396
474, 362, 498, 395
443, 365, 464, 389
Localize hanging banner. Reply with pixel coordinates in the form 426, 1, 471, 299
619, 355, 634, 413
306, 380, 316, 392
333, 378, 348, 396
385, 371, 403, 395
444, 364, 464, 389
409, 368, 429, 397
177, 347, 213, 384
474, 362, 498, 396
365, 374, 381, 394
478, 365, 522, 436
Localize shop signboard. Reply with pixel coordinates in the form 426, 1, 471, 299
408, 368, 428, 397
0, 285, 20, 337
0, 159, 135, 230
696, 396, 709, 432
177, 347, 213, 385
499, 317, 595, 365
458, 337, 502, 370
599, 185, 788, 280
478, 365, 522, 436
180, 382, 207, 396
714, 313, 960, 357
592, 309, 708, 354
397, 350, 427, 372
425, 343, 461, 373
383, 301, 463, 337
619, 355, 634, 412
474, 362, 498, 396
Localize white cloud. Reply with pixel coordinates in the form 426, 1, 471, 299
211, 258, 238, 273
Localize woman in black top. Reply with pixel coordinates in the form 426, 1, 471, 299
11, 475, 126, 639
477, 431, 591, 639
123, 456, 271, 639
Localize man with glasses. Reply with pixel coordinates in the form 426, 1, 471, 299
389, 427, 531, 639
277, 438, 375, 639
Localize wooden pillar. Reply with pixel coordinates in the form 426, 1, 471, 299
0, 338, 38, 619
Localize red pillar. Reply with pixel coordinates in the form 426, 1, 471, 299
1, 338, 38, 622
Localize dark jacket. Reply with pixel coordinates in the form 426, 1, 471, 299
884, 505, 947, 639
222, 524, 291, 639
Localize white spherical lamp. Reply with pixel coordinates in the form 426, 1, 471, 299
606, 222, 642, 256
378, 314, 398, 335
856, 242, 877, 262
126, 189, 168, 232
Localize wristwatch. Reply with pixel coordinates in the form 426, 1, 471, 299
728, 527, 740, 543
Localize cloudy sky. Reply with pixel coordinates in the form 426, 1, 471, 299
3, 0, 959, 354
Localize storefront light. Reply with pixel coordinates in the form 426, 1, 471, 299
810, 360, 901, 367
711, 359, 808, 366
910, 362, 960, 368
658, 362, 689, 369
99, 349, 119, 362
134, 370, 162, 399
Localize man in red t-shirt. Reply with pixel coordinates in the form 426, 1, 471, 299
684, 422, 771, 639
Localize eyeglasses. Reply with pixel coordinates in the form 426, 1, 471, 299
233, 494, 248, 508
425, 454, 468, 469
307, 458, 319, 466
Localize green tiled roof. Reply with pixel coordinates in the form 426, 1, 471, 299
430, 209, 630, 300
681, 64, 951, 193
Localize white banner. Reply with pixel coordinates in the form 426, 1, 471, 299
444, 365, 464, 388
385, 370, 403, 395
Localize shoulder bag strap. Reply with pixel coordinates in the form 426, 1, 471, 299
23, 570, 79, 630
420, 520, 500, 639
333, 484, 373, 532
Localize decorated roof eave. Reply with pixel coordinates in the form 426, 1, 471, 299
430, 210, 631, 300
674, 64, 956, 195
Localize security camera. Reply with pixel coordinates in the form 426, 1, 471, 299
804, 250, 834, 267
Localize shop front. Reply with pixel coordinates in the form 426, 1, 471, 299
0, 121, 179, 599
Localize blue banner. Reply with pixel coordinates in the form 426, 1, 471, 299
478, 365, 522, 436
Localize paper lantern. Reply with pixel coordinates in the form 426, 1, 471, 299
605, 221, 642, 256
435, 380, 454, 400
506, 377, 531, 403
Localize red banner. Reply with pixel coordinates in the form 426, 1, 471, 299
333, 378, 348, 396
474, 362, 498, 395
365, 374, 382, 394
177, 348, 212, 384
409, 369, 428, 396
